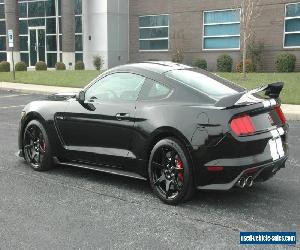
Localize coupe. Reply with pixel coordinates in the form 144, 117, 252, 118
18, 62, 288, 204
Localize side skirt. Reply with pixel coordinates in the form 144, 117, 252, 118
53, 157, 148, 181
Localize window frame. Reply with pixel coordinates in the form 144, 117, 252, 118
202, 8, 241, 51
84, 72, 146, 104
139, 14, 170, 52
283, 2, 300, 49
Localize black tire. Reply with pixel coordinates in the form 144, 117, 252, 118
23, 120, 54, 171
148, 137, 195, 205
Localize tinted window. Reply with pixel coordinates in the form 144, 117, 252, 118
85, 73, 145, 102
139, 79, 171, 100
166, 69, 238, 100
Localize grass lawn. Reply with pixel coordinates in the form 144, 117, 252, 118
0, 70, 100, 88
0, 70, 299, 104
216, 72, 300, 105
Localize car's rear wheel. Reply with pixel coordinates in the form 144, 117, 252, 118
148, 137, 195, 205
23, 120, 53, 171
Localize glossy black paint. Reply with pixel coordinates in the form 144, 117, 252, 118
18, 62, 288, 190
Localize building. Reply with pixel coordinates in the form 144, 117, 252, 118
0, 0, 299, 71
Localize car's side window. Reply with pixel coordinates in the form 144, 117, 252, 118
139, 78, 172, 101
85, 73, 145, 102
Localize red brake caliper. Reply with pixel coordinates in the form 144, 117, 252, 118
176, 159, 184, 183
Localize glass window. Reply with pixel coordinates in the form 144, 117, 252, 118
75, 35, 83, 51
85, 73, 145, 102
46, 18, 56, 34
20, 36, 28, 51
20, 53, 29, 66
0, 52, 7, 61
75, 52, 83, 62
140, 79, 171, 100
19, 20, 28, 35
46, 0, 56, 16
47, 53, 57, 67
19, 2, 27, 18
139, 15, 169, 51
28, 1, 45, 18
28, 18, 45, 27
0, 3, 5, 19
0, 36, 5, 51
166, 69, 238, 100
140, 27, 168, 39
286, 3, 300, 17
46, 35, 57, 51
59, 17, 61, 33
58, 0, 61, 16
203, 9, 240, 50
284, 3, 300, 48
74, 0, 82, 15
0, 20, 5, 35
140, 40, 168, 51
75, 16, 82, 33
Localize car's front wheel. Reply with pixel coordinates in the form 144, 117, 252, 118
23, 120, 54, 171
148, 137, 195, 205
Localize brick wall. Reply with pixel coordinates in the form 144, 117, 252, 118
129, 0, 300, 72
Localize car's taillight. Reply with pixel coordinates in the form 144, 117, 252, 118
275, 106, 286, 125
230, 114, 256, 136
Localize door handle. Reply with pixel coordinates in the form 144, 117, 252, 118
116, 113, 130, 121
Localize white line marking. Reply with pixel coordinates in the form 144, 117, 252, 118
0, 94, 29, 99
0, 105, 25, 110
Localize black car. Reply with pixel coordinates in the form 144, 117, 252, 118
18, 62, 288, 204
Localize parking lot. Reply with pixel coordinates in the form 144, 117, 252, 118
0, 89, 299, 249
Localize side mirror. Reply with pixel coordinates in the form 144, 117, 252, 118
76, 90, 85, 103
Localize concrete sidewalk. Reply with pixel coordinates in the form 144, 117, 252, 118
1, 81, 300, 120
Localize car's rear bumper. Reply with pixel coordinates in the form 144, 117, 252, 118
197, 156, 287, 190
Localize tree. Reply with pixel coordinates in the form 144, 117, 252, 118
171, 28, 185, 63
237, 0, 261, 79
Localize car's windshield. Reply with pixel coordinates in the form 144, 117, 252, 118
166, 69, 240, 100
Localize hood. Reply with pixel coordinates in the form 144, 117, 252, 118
46, 92, 77, 101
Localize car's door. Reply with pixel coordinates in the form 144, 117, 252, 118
55, 72, 145, 169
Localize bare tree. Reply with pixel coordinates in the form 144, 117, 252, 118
236, 0, 261, 79
171, 28, 185, 63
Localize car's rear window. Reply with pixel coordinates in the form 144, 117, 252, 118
166, 69, 241, 100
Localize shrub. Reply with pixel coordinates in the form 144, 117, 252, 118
172, 48, 184, 63
236, 59, 255, 73
55, 62, 66, 70
0, 61, 10, 72
93, 55, 104, 71
75, 61, 85, 70
247, 41, 264, 71
35, 61, 47, 71
275, 53, 296, 72
15, 61, 27, 71
193, 58, 207, 70
217, 54, 233, 72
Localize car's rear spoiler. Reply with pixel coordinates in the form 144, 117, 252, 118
216, 82, 284, 108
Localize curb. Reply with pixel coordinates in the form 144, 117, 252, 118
1, 82, 299, 121
0, 82, 80, 95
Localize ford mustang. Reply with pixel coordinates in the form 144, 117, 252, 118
18, 62, 288, 204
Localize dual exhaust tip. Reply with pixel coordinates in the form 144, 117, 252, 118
236, 176, 254, 188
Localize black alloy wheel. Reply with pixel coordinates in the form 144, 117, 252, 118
23, 120, 53, 171
149, 137, 195, 205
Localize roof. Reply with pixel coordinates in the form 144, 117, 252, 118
112, 61, 193, 74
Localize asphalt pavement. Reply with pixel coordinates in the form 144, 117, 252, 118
0, 89, 299, 249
